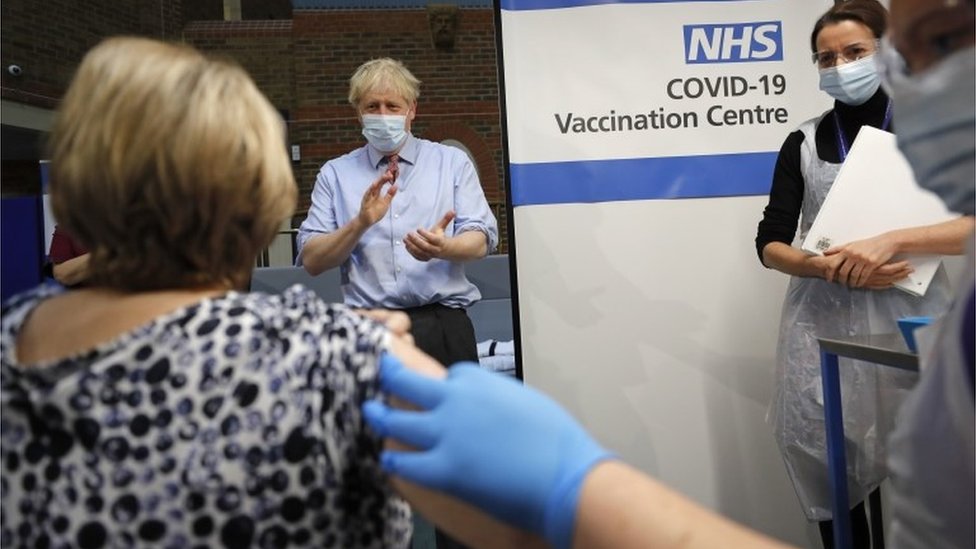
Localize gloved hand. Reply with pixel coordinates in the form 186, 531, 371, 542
363, 354, 615, 549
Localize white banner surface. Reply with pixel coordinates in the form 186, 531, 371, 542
500, 0, 833, 204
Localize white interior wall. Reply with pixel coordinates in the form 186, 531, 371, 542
515, 196, 817, 546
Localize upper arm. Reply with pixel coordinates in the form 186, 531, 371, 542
280, 299, 412, 545
756, 131, 805, 266
388, 336, 445, 381
384, 337, 546, 548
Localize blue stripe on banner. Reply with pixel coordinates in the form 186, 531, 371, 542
509, 152, 777, 206
500, 0, 749, 10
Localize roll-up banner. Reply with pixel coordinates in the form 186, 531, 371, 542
499, 0, 833, 206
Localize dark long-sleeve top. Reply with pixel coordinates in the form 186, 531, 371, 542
755, 89, 892, 265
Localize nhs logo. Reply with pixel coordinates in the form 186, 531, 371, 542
683, 21, 783, 64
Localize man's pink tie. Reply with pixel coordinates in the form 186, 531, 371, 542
386, 154, 399, 182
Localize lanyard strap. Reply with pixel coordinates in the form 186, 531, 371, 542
833, 99, 893, 162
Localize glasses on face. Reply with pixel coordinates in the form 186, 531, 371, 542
811, 40, 879, 68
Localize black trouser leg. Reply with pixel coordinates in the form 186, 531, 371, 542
818, 497, 872, 549
405, 304, 478, 366
868, 487, 885, 549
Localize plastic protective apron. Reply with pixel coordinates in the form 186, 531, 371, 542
767, 115, 953, 521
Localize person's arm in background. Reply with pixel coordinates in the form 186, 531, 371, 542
365, 355, 795, 549
48, 225, 91, 287
757, 131, 837, 279
404, 152, 498, 263
756, 131, 913, 288
299, 165, 397, 276
52, 253, 91, 286
403, 211, 489, 262
824, 216, 975, 287
762, 242, 912, 289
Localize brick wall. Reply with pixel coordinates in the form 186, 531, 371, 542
183, 20, 295, 110
1, 0, 183, 109
2, 4, 508, 252
288, 8, 506, 251
186, 8, 507, 252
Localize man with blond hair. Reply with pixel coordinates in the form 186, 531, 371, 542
297, 58, 497, 370
297, 59, 497, 547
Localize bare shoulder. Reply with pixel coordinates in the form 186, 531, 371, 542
388, 336, 446, 380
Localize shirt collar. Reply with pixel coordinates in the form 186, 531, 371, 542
367, 133, 418, 168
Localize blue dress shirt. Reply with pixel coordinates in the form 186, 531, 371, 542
297, 135, 499, 309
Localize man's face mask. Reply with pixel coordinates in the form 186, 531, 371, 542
362, 114, 408, 153
880, 43, 976, 215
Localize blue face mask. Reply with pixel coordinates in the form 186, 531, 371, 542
361, 114, 408, 153
819, 55, 881, 106
886, 46, 976, 216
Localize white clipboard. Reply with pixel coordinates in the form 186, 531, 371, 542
801, 126, 957, 296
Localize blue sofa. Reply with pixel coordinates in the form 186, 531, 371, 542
249, 254, 514, 343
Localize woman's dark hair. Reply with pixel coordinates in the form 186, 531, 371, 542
811, 0, 889, 52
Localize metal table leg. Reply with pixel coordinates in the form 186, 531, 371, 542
821, 349, 853, 549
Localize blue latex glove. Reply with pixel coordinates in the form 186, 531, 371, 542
363, 354, 614, 549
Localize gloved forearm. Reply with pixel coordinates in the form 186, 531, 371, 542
363, 354, 615, 549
